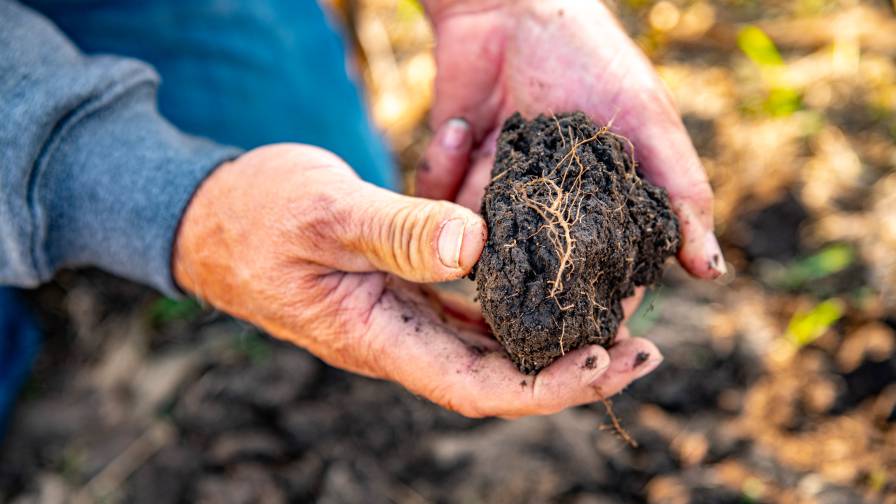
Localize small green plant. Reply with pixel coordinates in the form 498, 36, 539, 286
785, 298, 844, 348
738, 26, 784, 67
737, 25, 802, 117
767, 243, 855, 290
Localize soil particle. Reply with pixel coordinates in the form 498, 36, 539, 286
474, 112, 680, 373
583, 356, 598, 370
634, 351, 651, 368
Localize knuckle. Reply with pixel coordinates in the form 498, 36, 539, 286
287, 193, 353, 255
290, 144, 354, 174
528, 376, 562, 416
384, 200, 440, 275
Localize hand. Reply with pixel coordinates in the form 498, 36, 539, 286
418, 0, 726, 278
173, 144, 663, 418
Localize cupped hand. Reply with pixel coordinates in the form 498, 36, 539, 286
419, 0, 726, 278
173, 145, 662, 418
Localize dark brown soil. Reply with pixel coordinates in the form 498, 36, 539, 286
474, 112, 680, 373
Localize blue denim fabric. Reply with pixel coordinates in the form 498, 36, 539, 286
25, 0, 397, 188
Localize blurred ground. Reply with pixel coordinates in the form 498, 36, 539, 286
2, 0, 896, 503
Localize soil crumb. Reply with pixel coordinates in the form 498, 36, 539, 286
634, 351, 651, 368
474, 112, 680, 374
583, 356, 598, 370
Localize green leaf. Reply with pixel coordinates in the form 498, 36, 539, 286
804, 243, 855, 276
764, 86, 802, 117
738, 26, 784, 68
786, 298, 845, 347
772, 243, 855, 289
737, 26, 803, 117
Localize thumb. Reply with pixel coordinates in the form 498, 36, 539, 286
336, 182, 487, 283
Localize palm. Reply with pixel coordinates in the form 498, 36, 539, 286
323, 270, 658, 419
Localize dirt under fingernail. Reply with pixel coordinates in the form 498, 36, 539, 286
583, 355, 598, 370
633, 351, 651, 368
472, 112, 680, 374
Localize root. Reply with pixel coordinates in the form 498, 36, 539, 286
598, 394, 638, 448
552, 113, 566, 149
513, 177, 579, 301
585, 273, 606, 331
559, 320, 566, 356
511, 127, 607, 302
492, 167, 511, 182
505, 118, 632, 358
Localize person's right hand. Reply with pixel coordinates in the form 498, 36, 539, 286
418, 0, 726, 279
172, 144, 663, 418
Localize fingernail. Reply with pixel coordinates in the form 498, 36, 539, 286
704, 231, 727, 278
438, 218, 466, 268
441, 118, 470, 150
580, 352, 610, 386
634, 352, 663, 379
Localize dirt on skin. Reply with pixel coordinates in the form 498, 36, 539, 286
474, 112, 680, 373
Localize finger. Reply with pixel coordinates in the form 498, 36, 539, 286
576, 6, 725, 280
427, 342, 613, 419
417, 118, 474, 201
622, 287, 646, 322
455, 153, 495, 211
330, 180, 487, 283
674, 196, 727, 279
369, 286, 617, 418
609, 98, 724, 280
589, 332, 663, 398
242, 145, 485, 284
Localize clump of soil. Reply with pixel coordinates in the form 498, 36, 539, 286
474, 112, 680, 373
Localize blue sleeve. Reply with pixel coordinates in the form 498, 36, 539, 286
0, 0, 243, 296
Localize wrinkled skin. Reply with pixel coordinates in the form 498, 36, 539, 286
174, 145, 662, 419
418, 0, 726, 279
170, 0, 723, 419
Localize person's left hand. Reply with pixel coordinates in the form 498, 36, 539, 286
418, 0, 726, 279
